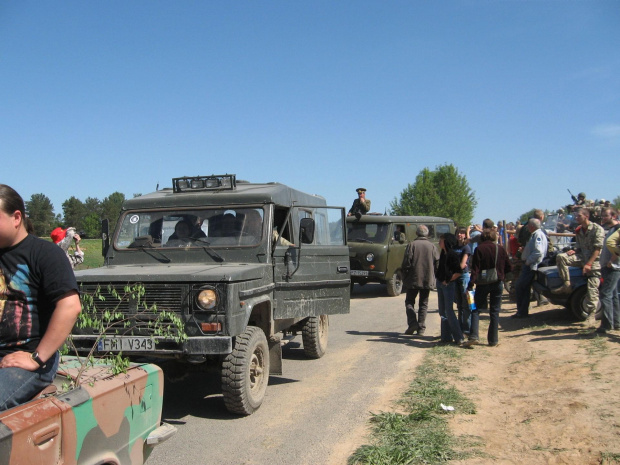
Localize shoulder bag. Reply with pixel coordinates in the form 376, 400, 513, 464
476, 244, 499, 285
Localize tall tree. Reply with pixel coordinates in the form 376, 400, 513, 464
84, 197, 102, 216
82, 213, 102, 239
25, 193, 56, 236
101, 192, 126, 233
390, 164, 477, 226
62, 196, 86, 231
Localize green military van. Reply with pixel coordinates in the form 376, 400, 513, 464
72, 174, 350, 415
347, 215, 455, 296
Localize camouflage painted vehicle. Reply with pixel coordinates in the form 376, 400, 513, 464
532, 266, 599, 321
0, 356, 174, 465
347, 215, 455, 296
71, 174, 351, 415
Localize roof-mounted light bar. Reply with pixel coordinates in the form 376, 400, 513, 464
172, 174, 236, 193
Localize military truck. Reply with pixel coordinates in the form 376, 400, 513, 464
71, 174, 351, 415
347, 215, 455, 296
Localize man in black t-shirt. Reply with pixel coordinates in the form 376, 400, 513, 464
0, 184, 81, 411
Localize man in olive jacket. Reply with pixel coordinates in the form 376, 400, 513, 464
402, 225, 439, 336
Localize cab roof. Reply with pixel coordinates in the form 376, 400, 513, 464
346, 215, 454, 224
123, 181, 328, 210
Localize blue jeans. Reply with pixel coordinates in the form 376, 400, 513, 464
600, 267, 620, 330
515, 264, 535, 316
437, 281, 464, 343
0, 351, 59, 411
455, 272, 471, 334
471, 281, 503, 345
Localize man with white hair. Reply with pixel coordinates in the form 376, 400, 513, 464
401, 224, 439, 336
512, 218, 548, 318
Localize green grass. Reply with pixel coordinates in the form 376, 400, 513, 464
74, 238, 105, 270
601, 452, 620, 464
41, 237, 104, 270
348, 345, 483, 465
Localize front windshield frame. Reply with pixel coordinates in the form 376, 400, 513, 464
114, 206, 266, 250
347, 222, 390, 244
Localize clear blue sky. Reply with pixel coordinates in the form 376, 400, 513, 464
2, 1, 619, 225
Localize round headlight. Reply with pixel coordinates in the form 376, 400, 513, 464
365, 253, 374, 262
197, 289, 217, 310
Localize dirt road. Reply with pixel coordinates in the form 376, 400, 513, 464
147, 285, 620, 465
451, 298, 620, 465
147, 284, 427, 465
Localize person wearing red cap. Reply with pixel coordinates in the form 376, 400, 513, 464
51, 227, 84, 269
0, 184, 81, 411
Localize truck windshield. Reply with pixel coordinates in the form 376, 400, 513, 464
115, 207, 265, 249
347, 223, 390, 244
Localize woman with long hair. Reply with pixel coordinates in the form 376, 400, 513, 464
436, 233, 465, 345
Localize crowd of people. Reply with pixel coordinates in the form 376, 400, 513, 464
400, 201, 620, 347
402, 220, 512, 348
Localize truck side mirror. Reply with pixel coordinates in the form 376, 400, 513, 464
102, 219, 110, 257
299, 218, 315, 244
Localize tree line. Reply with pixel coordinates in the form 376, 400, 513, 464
27, 163, 483, 239
26, 192, 130, 238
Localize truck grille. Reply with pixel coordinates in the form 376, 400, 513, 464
350, 258, 363, 271
78, 283, 187, 314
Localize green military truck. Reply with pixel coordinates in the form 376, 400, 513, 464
347, 215, 455, 296
72, 174, 351, 415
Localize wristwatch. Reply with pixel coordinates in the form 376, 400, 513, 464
31, 351, 46, 368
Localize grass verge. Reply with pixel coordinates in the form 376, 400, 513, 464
349, 345, 482, 464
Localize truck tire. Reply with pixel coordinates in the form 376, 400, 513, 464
387, 270, 403, 296
569, 286, 596, 321
301, 315, 329, 359
221, 326, 270, 415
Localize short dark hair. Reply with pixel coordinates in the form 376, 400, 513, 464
0, 184, 26, 218
482, 218, 494, 229
576, 207, 590, 218
481, 229, 498, 242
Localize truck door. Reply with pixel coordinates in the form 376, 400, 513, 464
272, 206, 350, 319
386, 222, 408, 276
0, 397, 64, 465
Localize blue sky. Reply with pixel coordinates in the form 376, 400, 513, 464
1, 1, 619, 225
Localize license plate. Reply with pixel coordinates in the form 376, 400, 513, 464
350, 270, 369, 277
97, 337, 155, 352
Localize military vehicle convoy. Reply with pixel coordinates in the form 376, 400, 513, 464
347, 215, 455, 296
71, 175, 351, 415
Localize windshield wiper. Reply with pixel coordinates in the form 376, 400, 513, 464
192, 237, 224, 262
137, 245, 171, 263
128, 235, 171, 263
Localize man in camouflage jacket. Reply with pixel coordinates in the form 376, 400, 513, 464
552, 208, 605, 314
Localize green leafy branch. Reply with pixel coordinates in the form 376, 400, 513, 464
63, 283, 187, 389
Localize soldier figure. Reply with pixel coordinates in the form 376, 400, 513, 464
348, 188, 371, 219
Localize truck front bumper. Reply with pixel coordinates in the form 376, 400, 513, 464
69, 335, 233, 356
